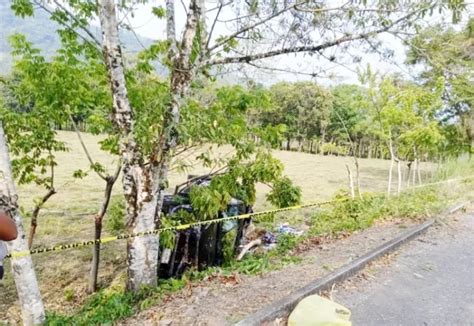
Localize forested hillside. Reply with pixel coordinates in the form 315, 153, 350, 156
0, 1, 153, 74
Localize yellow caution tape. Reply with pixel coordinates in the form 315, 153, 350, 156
6, 175, 473, 259
6, 198, 345, 259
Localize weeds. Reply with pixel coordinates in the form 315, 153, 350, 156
105, 196, 125, 235
310, 187, 443, 237
46, 277, 188, 325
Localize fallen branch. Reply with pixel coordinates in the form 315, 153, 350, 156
237, 238, 262, 261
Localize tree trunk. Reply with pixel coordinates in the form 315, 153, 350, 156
89, 175, 117, 292
406, 161, 412, 187
98, 0, 160, 291
28, 188, 56, 249
412, 158, 417, 186
387, 156, 394, 196
345, 164, 355, 198
417, 160, 422, 185
355, 159, 361, 198
397, 159, 402, 196
89, 215, 103, 292
387, 139, 397, 197
0, 123, 45, 325
286, 136, 291, 150
99, 0, 203, 291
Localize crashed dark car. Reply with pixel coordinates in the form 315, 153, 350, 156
158, 175, 252, 278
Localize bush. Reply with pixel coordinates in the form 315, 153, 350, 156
320, 142, 349, 156
310, 187, 442, 236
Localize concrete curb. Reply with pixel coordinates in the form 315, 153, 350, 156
235, 202, 468, 326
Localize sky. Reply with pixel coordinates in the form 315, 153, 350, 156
88, 1, 472, 86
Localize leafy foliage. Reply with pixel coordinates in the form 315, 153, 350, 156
264, 82, 333, 146
407, 19, 474, 156
266, 177, 302, 208
310, 188, 443, 236
105, 197, 126, 235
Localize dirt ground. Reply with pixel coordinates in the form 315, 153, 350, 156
122, 217, 423, 326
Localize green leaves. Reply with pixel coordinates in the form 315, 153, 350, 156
328, 84, 367, 141
2, 31, 116, 187
151, 6, 166, 19
267, 81, 333, 144
406, 19, 473, 157
187, 147, 301, 220
10, 0, 33, 18
137, 41, 169, 73
266, 177, 302, 208
0, 98, 67, 186
362, 74, 446, 160
73, 169, 88, 179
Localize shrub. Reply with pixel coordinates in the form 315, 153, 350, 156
310, 187, 442, 236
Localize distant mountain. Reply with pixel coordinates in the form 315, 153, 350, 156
0, 2, 245, 84
0, 1, 155, 74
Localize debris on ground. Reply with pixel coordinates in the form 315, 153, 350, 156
278, 223, 305, 236
237, 224, 304, 259
262, 232, 277, 250
237, 239, 263, 260
288, 295, 351, 326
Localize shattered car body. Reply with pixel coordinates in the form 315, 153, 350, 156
158, 175, 252, 278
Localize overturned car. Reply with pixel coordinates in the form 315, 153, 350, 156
158, 174, 253, 278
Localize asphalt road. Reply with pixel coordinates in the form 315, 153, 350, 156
335, 212, 474, 326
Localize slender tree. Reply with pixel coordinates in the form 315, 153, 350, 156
0, 123, 45, 325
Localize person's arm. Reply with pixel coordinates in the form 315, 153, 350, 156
0, 211, 17, 241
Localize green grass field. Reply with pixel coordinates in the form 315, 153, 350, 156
12, 130, 440, 258
18, 131, 434, 211
1, 130, 443, 320
13, 130, 438, 249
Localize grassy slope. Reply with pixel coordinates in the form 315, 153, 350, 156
15, 130, 432, 246
12, 130, 440, 257
18, 131, 427, 211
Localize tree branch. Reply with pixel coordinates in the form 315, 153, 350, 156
295, 4, 403, 14
166, 0, 176, 46
245, 61, 320, 77
68, 111, 107, 181
207, 9, 423, 66
173, 165, 228, 194
52, 0, 102, 46
125, 16, 147, 50
28, 187, 56, 249
33, 0, 102, 53
174, 145, 198, 158
109, 159, 122, 183
206, 1, 223, 49
28, 156, 56, 249
207, 0, 310, 52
